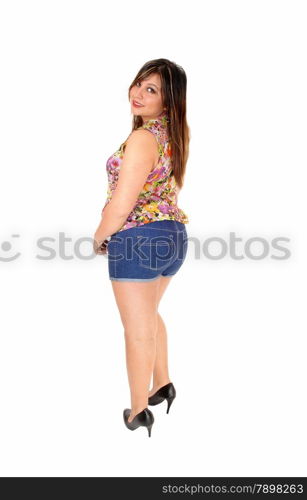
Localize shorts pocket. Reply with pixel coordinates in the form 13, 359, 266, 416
136, 238, 176, 271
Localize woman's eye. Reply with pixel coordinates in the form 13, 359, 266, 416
136, 82, 155, 93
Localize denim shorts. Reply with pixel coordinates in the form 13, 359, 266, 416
107, 219, 188, 282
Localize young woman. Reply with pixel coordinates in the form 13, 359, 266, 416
93, 58, 190, 437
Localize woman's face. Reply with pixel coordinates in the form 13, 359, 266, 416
130, 73, 165, 121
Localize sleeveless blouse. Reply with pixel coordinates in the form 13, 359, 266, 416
102, 110, 189, 233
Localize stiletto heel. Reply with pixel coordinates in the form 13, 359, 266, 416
166, 396, 175, 414
123, 407, 154, 437
148, 382, 176, 414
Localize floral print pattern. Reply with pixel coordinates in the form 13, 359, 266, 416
102, 110, 189, 232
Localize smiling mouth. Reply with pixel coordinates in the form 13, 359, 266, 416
132, 100, 144, 107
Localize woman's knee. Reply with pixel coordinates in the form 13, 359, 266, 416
124, 318, 158, 342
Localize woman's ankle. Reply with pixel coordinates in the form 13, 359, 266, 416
150, 378, 171, 392
130, 405, 147, 417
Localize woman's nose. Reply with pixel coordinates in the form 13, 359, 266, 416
134, 86, 143, 97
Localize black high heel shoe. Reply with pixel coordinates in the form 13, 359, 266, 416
123, 407, 154, 437
148, 382, 176, 414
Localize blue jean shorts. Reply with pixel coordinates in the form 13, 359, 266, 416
107, 219, 188, 282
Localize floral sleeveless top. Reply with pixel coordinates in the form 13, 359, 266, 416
102, 110, 189, 232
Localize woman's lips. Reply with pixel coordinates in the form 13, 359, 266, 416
132, 100, 144, 108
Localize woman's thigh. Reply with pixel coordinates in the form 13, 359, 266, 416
110, 278, 161, 332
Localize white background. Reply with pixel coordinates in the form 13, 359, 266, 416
0, 0, 306, 477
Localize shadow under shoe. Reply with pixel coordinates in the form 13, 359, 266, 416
123, 407, 154, 437
148, 382, 176, 414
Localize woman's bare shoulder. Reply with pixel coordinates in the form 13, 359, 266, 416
123, 128, 157, 153
127, 128, 157, 142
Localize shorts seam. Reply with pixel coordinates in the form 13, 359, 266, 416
109, 275, 162, 282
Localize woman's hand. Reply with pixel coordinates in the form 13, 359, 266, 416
93, 233, 109, 255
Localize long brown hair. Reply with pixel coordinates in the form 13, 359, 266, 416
128, 58, 190, 189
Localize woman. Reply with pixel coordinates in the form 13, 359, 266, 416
93, 58, 190, 437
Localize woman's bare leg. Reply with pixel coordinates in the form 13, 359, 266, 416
149, 276, 173, 396
110, 278, 160, 423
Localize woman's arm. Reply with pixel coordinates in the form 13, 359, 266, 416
94, 129, 158, 245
